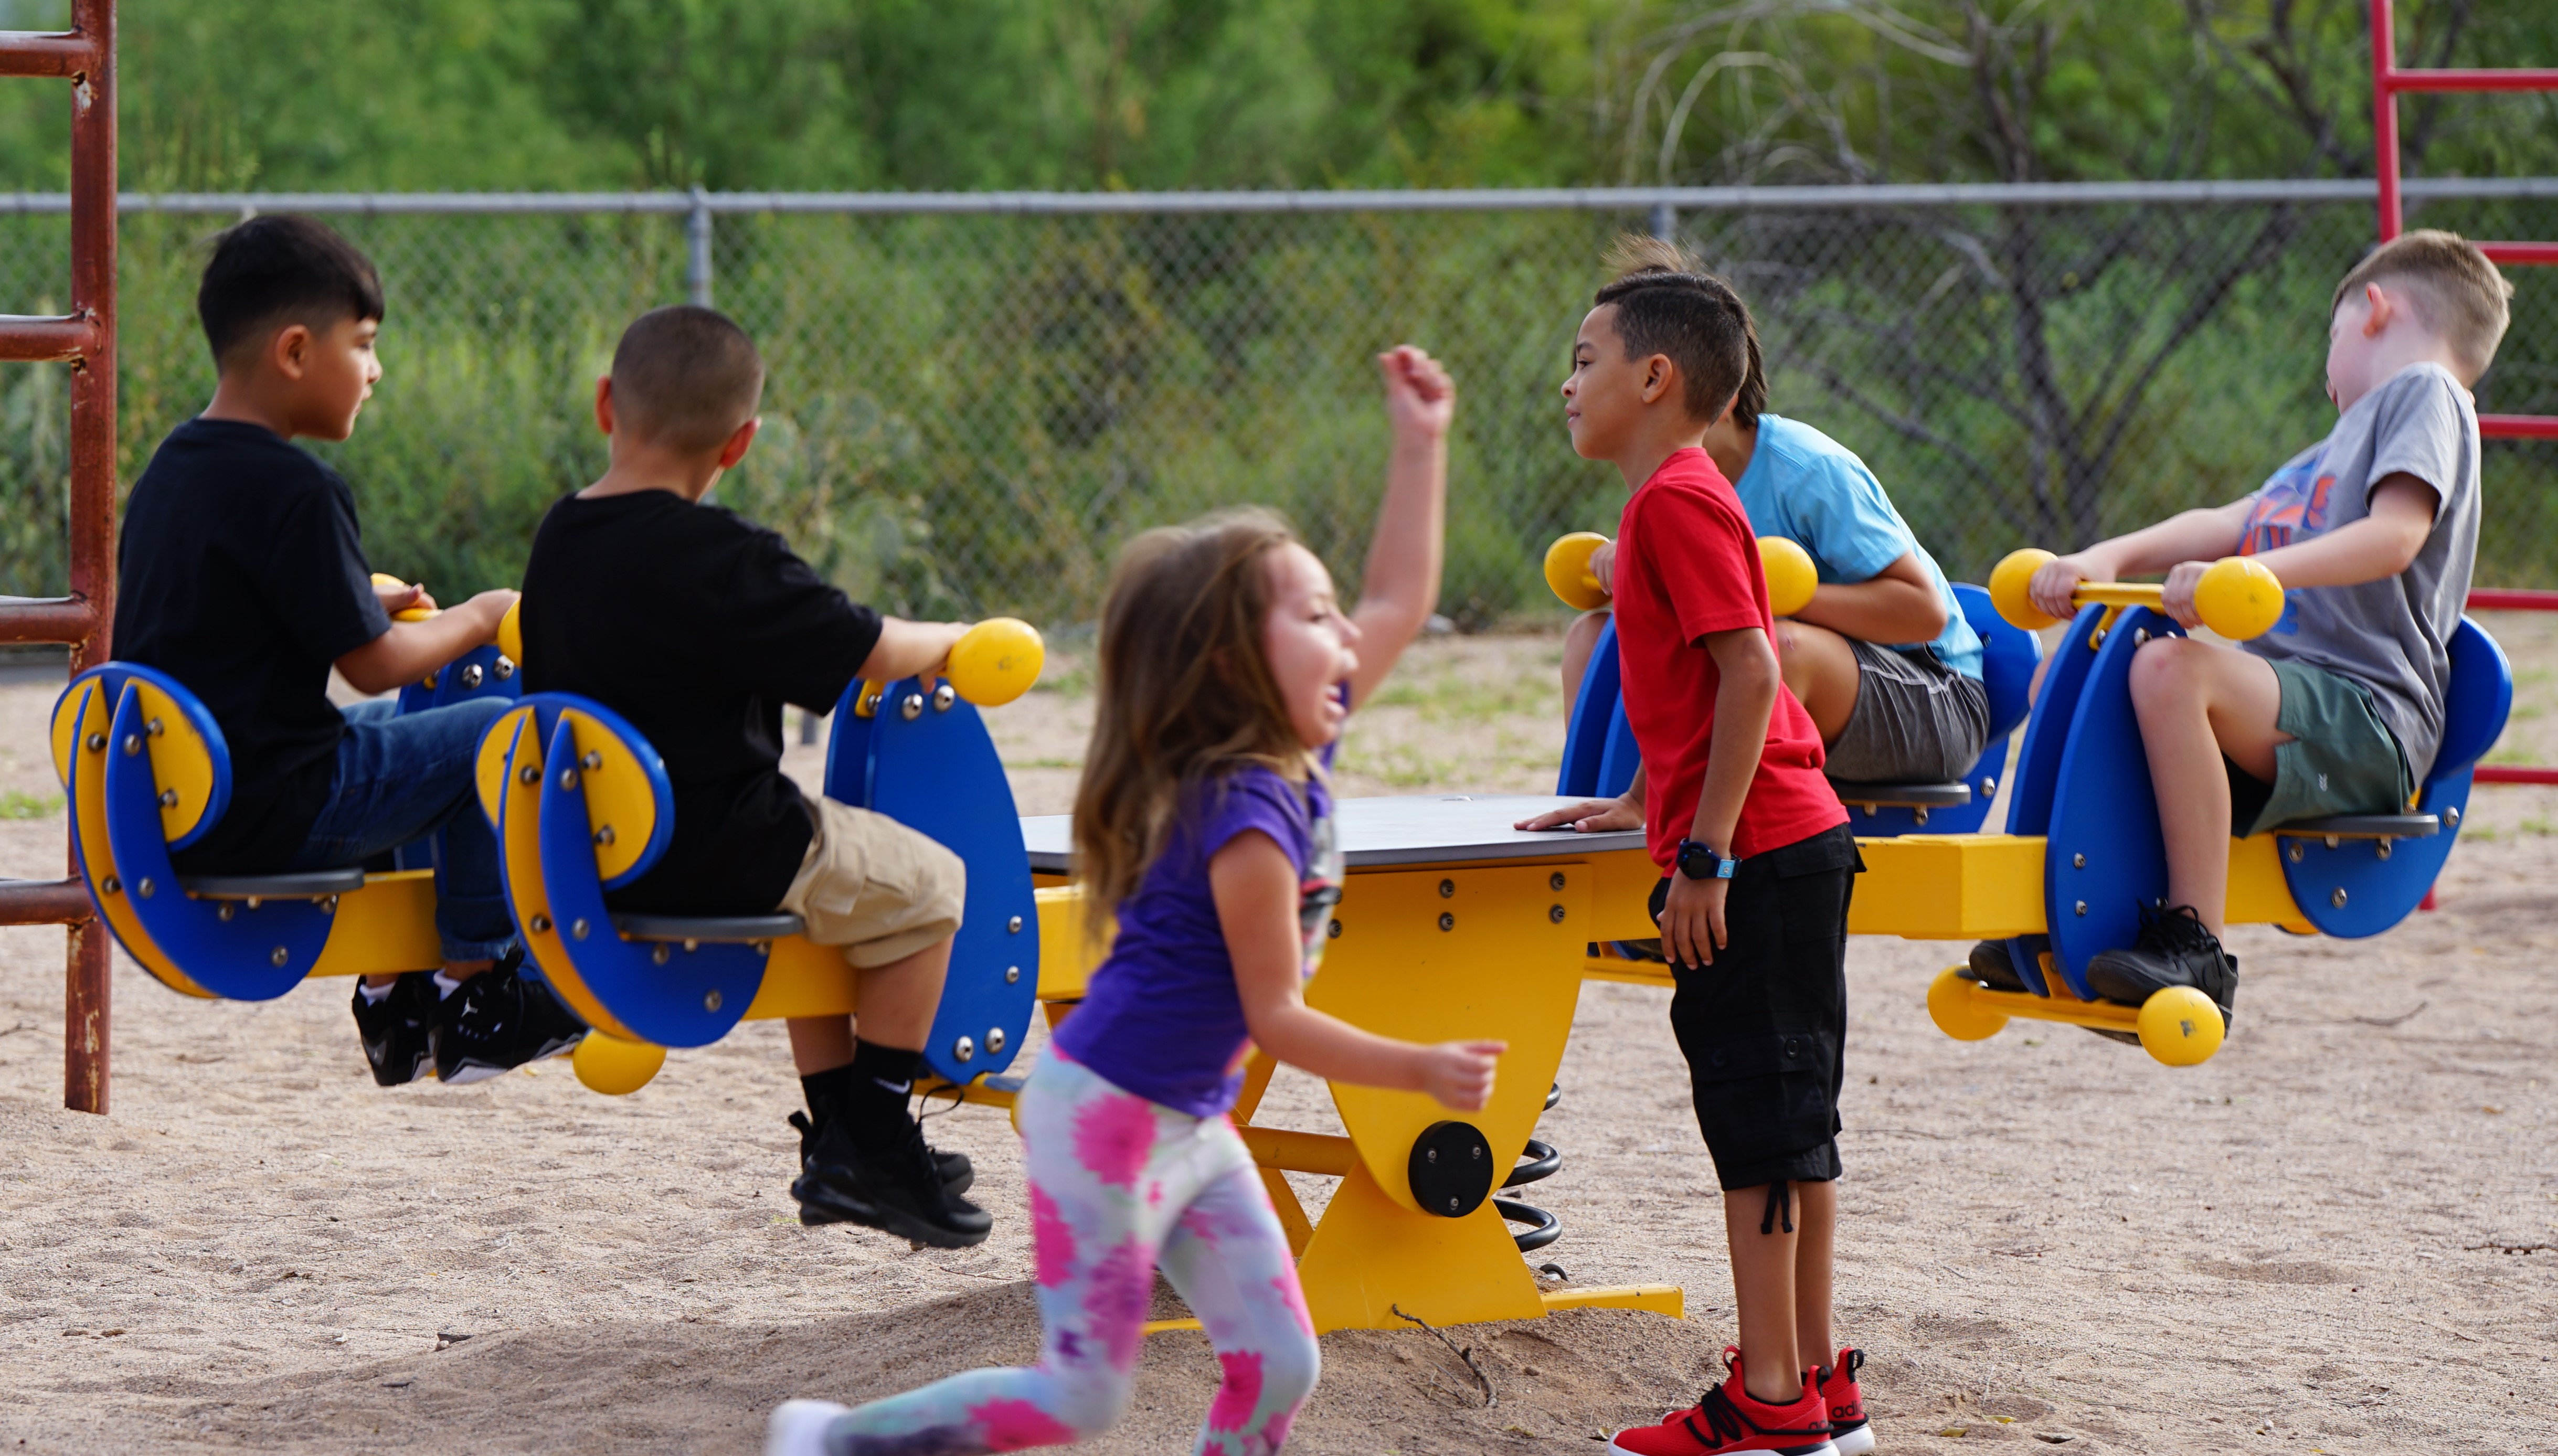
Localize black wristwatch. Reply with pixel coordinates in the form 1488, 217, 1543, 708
1676, 839, 1737, 881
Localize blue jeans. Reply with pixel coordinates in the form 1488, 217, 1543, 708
285, 696, 514, 962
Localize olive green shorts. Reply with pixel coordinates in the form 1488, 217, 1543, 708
2225, 660, 2415, 838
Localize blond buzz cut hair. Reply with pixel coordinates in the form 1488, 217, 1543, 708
2331, 229, 2515, 378
609, 305, 767, 454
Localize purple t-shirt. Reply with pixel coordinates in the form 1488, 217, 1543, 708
1051, 756, 1342, 1118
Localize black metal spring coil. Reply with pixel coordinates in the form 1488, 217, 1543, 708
1496, 1081, 1564, 1254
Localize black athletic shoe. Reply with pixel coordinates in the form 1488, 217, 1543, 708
788, 1110, 971, 1198
432, 949, 588, 1084
1966, 939, 2030, 993
2085, 902, 2238, 1026
792, 1114, 992, 1248
353, 973, 438, 1087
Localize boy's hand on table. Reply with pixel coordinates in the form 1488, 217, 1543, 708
1514, 794, 1641, 834
1419, 1039, 1504, 1112
1377, 345, 1455, 440
1660, 873, 1728, 969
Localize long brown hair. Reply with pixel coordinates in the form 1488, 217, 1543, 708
1073, 508, 1312, 921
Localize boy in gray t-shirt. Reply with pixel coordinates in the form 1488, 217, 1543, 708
1969, 229, 2511, 1025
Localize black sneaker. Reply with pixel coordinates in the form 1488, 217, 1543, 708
2085, 902, 2238, 1027
792, 1114, 992, 1248
788, 1110, 971, 1198
353, 973, 438, 1087
1967, 939, 2030, 993
432, 949, 588, 1084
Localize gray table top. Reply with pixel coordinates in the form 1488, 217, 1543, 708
1021, 794, 1647, 873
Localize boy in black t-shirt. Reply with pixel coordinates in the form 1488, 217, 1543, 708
113, 216, 583, 1087
519, 306, 989, 1249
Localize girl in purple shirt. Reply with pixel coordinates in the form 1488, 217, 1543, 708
769, 347, 1503, 1456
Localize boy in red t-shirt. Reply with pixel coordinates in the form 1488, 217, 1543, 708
1522, 239, 1867, 1456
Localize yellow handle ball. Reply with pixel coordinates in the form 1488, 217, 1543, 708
372, 571, 436, 623
948, 617, 1044, 707
495, 598, 524, 664
2193, 556, 2284, 642
1989, 548, 2061, 631
573, 1032, 668, 1096
1757, 536, 1818, 619
1926, 966, 2010, 1042
2135, 985, 2226, 1067
1543, 532, 1612, 611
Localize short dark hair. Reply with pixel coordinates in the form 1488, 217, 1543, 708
1591, 235, 1763, 426
609, 306, 767, 454
197, 214, 385, 368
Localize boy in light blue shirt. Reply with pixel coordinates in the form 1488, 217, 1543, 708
1563, 268, 1988, 787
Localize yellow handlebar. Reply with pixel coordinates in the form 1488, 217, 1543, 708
1989, 548, 2285, 642
1544, 532, 1820, 618
944, 617, 1045, 707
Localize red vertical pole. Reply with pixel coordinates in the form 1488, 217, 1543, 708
2372, 0, 2402, 240
62, 0, 116, 1114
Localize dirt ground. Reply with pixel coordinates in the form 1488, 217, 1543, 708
3, 621, 2556, 1455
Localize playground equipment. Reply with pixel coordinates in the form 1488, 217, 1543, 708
1542, 533, 2515, 1065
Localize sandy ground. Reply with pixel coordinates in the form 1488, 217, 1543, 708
3, 624, 2556, 1455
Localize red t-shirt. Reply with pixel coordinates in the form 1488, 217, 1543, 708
1614, 448, 1846, 869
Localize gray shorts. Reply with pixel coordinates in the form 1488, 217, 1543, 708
1823, 641, 1992, 784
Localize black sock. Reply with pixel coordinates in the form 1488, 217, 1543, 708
842, 1040, 922, 1153
800, 1064, 863, 1127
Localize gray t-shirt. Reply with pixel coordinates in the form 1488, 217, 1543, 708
2237, 362, 2480, 782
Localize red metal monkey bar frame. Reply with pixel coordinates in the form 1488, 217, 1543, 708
0, 1, 116, 1111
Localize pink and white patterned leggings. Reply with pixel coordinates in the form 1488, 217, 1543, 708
822, 1053, 1319, 1454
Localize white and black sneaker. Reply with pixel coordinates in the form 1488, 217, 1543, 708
353, 973, 438, 1086
432, 949, 587, 1083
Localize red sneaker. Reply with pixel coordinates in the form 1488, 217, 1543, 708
1815, 1349, 1871, 1455
1609, 1347, 1837, 1455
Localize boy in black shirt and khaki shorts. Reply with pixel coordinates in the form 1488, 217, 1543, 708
519, 306, 989, 1250
114, 215, 584, 1088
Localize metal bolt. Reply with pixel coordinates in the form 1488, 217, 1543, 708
581, 750, 602, 771
101, 876, 119, 895
558, 769, 580, 791
753, 941, 771, 958
321, 896, 338, 916
1914, 806, 1930, 826
146, 717, 164, 737
1447, 1197, 1460, 1213
652, 944, 670, 965
570, 917, 590, 940
953, 1035, 975, 1062
121, 734, 139, 756
2331, 887, 2348, 908
494, 657, 515, 681
1328, 919, 1342, 939
2324, 835, 2341, 851
2376, 839, 2393, 861
2445, 806, 2461, 827
1981, 776, 1998, 796
2132, 629, 2150, 646
520, 763, 539, 785
685, 940, 700, 953
1548, 904, 1566, 923
1438, 911, 1455, 932
933, 683, 956, 713
1549, 872, 1566, 891
2072, 853, 2086, 869
901, 694, 924, 720
217, 902, 235, 922
986, 1027, 1006, 1054
2073, 900, 2087, 916
2286, 841, 2303, 862
704, 990, 723, 1012
2089, 626, 2107, 649
1425, 1147, 1437, 1164
84, 732, 104, 752
270, 946, 289, 967
245, 896, 262, 910
857, 687, 882, 717
135, 878, 153, 899
529, 913, 551, 933
460, 664, 483, 690
423, 673, 438, 690
1005, 965, 1021, 984
593, 824, 616, 846
1008, 915, 1023, 933
1438, 879, 1455, 899
159, 789, 178, 808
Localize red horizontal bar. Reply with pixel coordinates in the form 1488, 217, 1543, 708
2468, 588, 2558, 612
2477, 766, 2558, 786
0, 31, 97, 78
2480, 242, 2558, 267
0, 597, 98, 644
0, 313, 98, 364
0, 877, 93, 927
2482, 415, 2558, 440
2381, 67, 2558, 94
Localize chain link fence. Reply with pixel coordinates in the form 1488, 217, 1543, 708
1, 181, 2552, 625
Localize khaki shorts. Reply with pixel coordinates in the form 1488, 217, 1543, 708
778, 794, 965, 968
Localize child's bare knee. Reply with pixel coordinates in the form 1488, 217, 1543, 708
2127, 635, 2204, 700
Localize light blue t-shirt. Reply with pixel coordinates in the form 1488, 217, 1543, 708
1733, 415, 1982, 680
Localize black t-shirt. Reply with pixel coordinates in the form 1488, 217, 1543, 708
112, 418, 391, 873
519, 491, 883, 915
